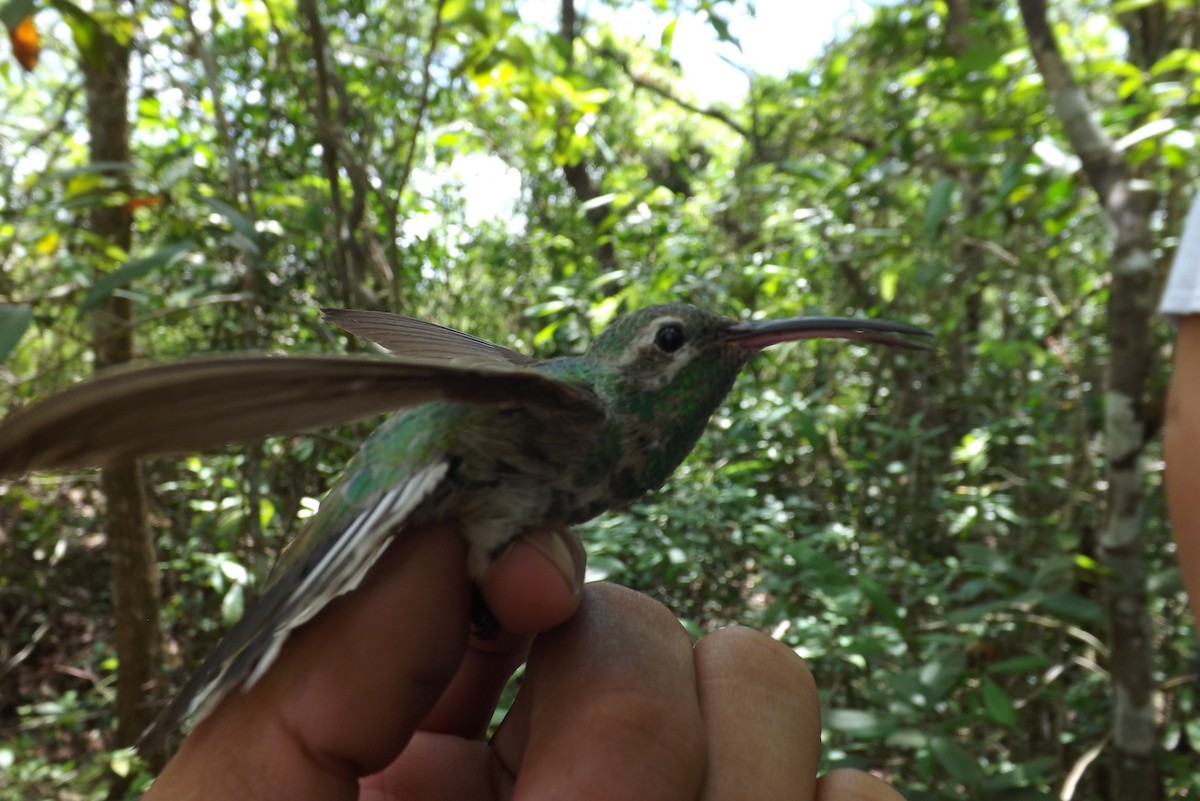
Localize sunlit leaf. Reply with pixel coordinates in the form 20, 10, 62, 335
109, 748, 134, 778
222, 584, 244, 625
440, 0, 468, 24
879, 268, 898, 302
1111, 0, 1159, 11
659, 17, 677, 55
1114, 118, 1176, 152
34, 231, 59, 254
824, 708, 898, 738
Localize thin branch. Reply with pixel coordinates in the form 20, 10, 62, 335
386, 0, 447, 307
297, 0, 352, 306
588, 41, 751, 140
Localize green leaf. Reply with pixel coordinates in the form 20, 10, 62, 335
1114, 118, 1175, 152
1111, 0, 1162, 13
980, 676, 1018, 727
705, 10, 739, 49
924, 177, 955, 242
79, 240, 194, 314
47, 0, 105, 66
859, 576, 904, 627
1039, 591, 1104, 626
109, 747, 134, 778
201, 195, 260, 246
919, 650, 966, 701
956, 43, 1002, 73
221, 583, 244, 625
48, 161, 131, 182
0, 0, 35, 33
930, 736, 983, 787
986, 654, 1049, 674
0, 304, 33, 362
258, 497, 276, 530
824, 708, 898, 738
879, 268, 899, 302
583, 554, 625, 583
659, 17, 678, 54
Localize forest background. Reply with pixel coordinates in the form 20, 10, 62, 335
0, 0, 1197, 798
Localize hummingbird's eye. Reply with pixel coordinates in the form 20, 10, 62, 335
654, 323, 687, 353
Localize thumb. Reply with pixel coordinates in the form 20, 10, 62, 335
145, 523, 470, 801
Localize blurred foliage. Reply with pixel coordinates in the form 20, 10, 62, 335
0, 0, 1198, 798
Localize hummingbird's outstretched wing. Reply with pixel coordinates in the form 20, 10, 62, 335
137, 458, 452, 752
0, 355, 603, 474
322, 308, 534, 366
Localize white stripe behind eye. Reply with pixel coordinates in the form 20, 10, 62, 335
615, 317, 687, 369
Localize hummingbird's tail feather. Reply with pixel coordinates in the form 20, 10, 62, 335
0, 355, 604, 474
137, 460, 451, 754
323, 308, 534, 367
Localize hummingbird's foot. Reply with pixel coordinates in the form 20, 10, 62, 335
470, 584, 501, 639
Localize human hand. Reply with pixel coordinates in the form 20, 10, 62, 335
365, 582, 906, 801
142, 523, 904, 800
142, 522, 581, 799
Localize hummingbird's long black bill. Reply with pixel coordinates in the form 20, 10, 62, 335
724, 317, 933, 351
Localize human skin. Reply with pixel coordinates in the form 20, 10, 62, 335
143, 524, 905, 800
1164, 315, 1200, 631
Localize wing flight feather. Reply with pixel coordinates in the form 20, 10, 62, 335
0, 355, 602, 474
322, 308, 534, 366
137, 460, 451, 751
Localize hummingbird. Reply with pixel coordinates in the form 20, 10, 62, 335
0, 303, 930, 749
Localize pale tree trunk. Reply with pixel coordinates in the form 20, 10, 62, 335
81, 14, 163, 768
1017, 1, 1158, 797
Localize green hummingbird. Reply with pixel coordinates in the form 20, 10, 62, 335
0, 303, 930, 749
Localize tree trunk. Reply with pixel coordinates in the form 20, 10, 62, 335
1016, 1, 1158, 797
81, 18, 163, 765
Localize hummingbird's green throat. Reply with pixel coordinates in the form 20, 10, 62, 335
0, 302, 931, 748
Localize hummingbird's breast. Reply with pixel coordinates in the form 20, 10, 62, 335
388, 396, 621, 573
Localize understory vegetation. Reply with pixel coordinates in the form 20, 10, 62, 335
1, 0, 1197, 798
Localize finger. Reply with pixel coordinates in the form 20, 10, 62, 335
815, 768, 907, 801
694, 626, 821, 801
416, 527, 587, 739
479, 527, 585, 635
146, 523, 471, 801
492, 583, 707, 801
361, 734, 494, 801
361, 528, 586, 798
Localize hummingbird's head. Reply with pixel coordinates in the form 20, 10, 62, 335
586, 302, 930, 497
590, 302, 931, 396
589, 304, 752, 395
